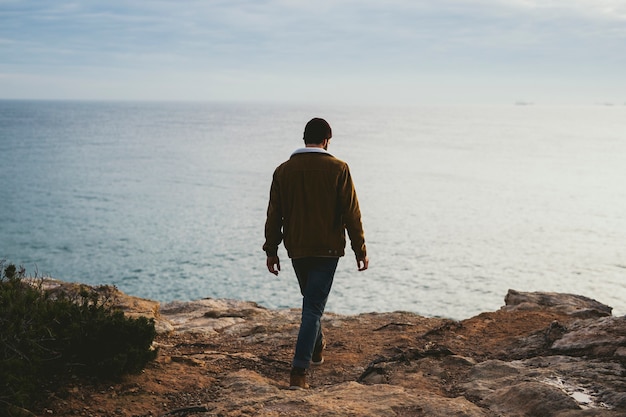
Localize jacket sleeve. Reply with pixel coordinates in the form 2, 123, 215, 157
339, 164, 367, 258
262, 171, 283, 257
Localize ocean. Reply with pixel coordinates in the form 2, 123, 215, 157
1, 100, 624, 320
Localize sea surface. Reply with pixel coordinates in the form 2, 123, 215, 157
1, 100, 625, 319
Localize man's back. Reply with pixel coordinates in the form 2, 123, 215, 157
264, 150, 365, 260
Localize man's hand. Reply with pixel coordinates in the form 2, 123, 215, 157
357, 256, 369, 271
266, 256, 281, 275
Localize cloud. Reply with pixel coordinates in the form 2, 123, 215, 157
1, 0, 624, 103
2, 1, 622, 65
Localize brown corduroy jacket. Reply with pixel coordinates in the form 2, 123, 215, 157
263, 149, 366, 260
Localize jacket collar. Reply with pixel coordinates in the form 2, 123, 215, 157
290, 147, 332, 157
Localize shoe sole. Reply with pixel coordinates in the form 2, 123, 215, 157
311, 358, 324, 365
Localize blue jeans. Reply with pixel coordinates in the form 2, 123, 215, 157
291, 257, 339, 369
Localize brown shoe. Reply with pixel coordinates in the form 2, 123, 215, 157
311, 338, 326, 365
289, 367, 309, 389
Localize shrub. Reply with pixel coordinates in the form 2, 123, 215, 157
0, 262, 157, 414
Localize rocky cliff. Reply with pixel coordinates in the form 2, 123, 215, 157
41, 281, 626, 417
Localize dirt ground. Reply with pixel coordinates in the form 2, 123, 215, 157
39, 308, 568, 417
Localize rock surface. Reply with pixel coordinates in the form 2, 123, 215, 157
40, 283, 626, 417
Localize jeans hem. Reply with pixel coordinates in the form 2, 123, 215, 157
292, 359, 310, 369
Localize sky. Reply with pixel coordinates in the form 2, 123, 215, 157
1, 0, 625, 105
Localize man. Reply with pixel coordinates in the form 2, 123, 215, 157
263, 117, 368, 389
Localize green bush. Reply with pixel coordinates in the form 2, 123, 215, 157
0, 262, 157, 414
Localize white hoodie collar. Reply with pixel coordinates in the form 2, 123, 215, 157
291, 147, 332, 157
